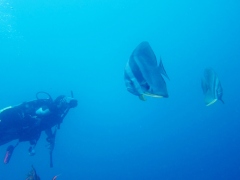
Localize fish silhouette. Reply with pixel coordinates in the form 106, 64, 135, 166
201, 68, 224, 106
124, 41, 169, 100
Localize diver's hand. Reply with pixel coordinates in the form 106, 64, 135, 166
46, 135, 55, 144
28, 146, 35, 156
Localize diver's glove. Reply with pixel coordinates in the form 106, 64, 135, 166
46, 135, 55, 144
28, 146, 35, 156
28, 140, 37, 156
46, 135, 55, 153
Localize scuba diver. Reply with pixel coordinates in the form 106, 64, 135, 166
0, 91, 78, 167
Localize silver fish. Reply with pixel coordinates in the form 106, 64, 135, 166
124, 41, 169, 100
201, 68, 224, 106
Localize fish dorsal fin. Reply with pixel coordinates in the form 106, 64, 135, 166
133, 41, 158, 67
158, 57, 170, 80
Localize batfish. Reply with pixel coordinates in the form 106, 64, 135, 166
124, 41, 169, 100
201, 68, 224, 106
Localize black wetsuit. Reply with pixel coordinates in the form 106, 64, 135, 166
0, 98, 61, 146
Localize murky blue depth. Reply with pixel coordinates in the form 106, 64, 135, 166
0, 0, 240, 179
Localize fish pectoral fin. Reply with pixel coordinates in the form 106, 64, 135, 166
144, 92, 164, 98
158, 57, 170, 80
139, 94, 146, 101
205, 99, 217, 106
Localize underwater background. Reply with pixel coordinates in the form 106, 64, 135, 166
0, 0, 240, 179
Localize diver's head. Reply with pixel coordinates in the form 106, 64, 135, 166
54, 95, 78, 111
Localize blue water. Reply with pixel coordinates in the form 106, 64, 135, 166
0, 0, 240, 179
